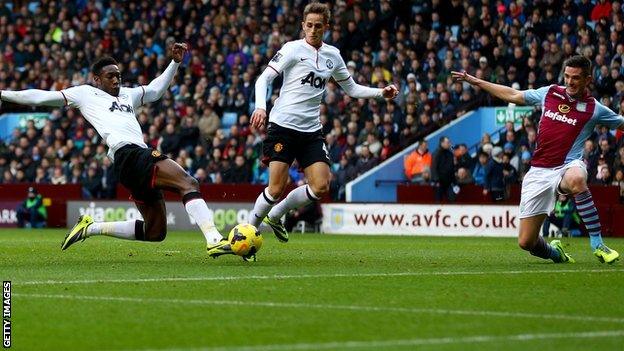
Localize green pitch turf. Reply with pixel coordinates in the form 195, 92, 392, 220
1, 229, 623, 351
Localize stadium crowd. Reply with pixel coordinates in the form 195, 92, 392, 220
0, 0, 624, 202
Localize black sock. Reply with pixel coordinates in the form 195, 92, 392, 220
134, 220, 146, 241
530, 236, 560, 262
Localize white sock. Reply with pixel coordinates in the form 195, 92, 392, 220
87, 220, 137, 240
268, 184, 319, 221
249, 188, 278, 227
185, 198, 222, 245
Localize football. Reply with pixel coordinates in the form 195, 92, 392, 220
227, 223, 263, 257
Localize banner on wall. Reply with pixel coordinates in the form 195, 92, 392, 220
0, 201, 20, 228
321, 204, 519, 237
67, 201, 257, 232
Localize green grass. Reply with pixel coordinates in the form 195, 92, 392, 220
1, 229, 623, 351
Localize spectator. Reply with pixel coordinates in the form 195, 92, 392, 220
159, 123, 181, 156
484, 147, 506, 202
82, 166, 103, 199
283, 201, 322, 233
431, 136, 455, 201
542, 194, 582, 237
612, 169, 624, 202
455, 167, 474, 185
225, 155, 252, 183
331, 155, 357, 201
16, 187, 47, 228
355, 144, 379, 177
403, 140, 431, 183
473, 151, 489, 187
453, 143, 472, 171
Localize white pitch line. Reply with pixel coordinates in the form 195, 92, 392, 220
18, 268, 624, 286
130, 330, 624, 351
13, 293, 624, 324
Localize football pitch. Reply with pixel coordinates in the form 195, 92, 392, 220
1, 229, 623, 351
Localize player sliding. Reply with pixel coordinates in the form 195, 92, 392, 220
452, 55, 621, 263
225, 2, 397, 254
0, 43, 229, 255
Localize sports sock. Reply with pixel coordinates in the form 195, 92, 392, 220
267, 184, 319, 221
249, 188, 278, 227
87, 220, 139, 240
183, 192, 222, 245
574, 190, 603, 250
529, 236, 562, 262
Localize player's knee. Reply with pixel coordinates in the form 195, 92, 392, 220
267, 184, 286, 200
309, 182, 329, 197
145, 220, 167, 242
518, 237, 535, 251
562, 172, 587, 194
567, 176, 587, 194
147, 227, 167, 242
184, 174, 200, 192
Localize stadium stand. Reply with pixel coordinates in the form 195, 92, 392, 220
0, 1, 623, 204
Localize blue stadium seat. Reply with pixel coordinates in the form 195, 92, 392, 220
222, 112, 237, 129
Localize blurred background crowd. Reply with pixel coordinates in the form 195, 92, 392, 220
0, 0, 623, 202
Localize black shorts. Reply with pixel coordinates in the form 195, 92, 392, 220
262, 123, 330, 169
113, 144, 168, 203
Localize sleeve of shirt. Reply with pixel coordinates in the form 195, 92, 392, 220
523, 85, 551, 106
1, 89, 66, 107
60, 86, 89, 108
126, 86, 146, 109
266, 42, 296, 74
593, 101, 624, 129
331, 53, 351, 83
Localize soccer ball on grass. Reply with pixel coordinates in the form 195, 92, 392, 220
228, 223, 263, 259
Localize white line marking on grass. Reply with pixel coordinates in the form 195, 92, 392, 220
13, 293, 624, 324
130, 330, 624, 351
19, 268, 624, 286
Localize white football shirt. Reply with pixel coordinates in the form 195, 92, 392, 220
267, 39, 351, 132
61, 85, 147, 160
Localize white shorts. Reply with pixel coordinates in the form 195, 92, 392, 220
518, 159, 586, 218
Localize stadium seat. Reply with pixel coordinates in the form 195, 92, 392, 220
222, 112, 237, 129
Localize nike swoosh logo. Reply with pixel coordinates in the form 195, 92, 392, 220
300, 58, 307, 61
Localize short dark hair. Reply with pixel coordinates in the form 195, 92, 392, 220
91, 56, 118, 75
564, 55, 592, 77
303, 2, 330, 24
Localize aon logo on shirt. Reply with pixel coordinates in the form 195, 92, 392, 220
109, 101, 134, 113
301, 72, 327, 89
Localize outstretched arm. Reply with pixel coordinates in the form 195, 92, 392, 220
451, 71, 525, 105
250, 67, 279, 129
337, 77, 398, 99
142, 43, 187, 103
0, 90, 66, 107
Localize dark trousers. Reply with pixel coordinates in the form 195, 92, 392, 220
435, 181, 456, 202
17, 206, 46, 228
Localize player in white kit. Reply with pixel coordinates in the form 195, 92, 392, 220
1, 43, 230, 256
235, 2, 398, 248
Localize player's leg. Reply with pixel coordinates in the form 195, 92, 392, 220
267, 161, 327, 223
249, 122, 296, 241
153, 158, 223, 246
560, 165, 619, 263
61, 212, 148, 250
518, 214, 571, 262
250, 161, 290, 226
264, 131, 329, 240
517, 167, 572, 263
16, 206, 27, 228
